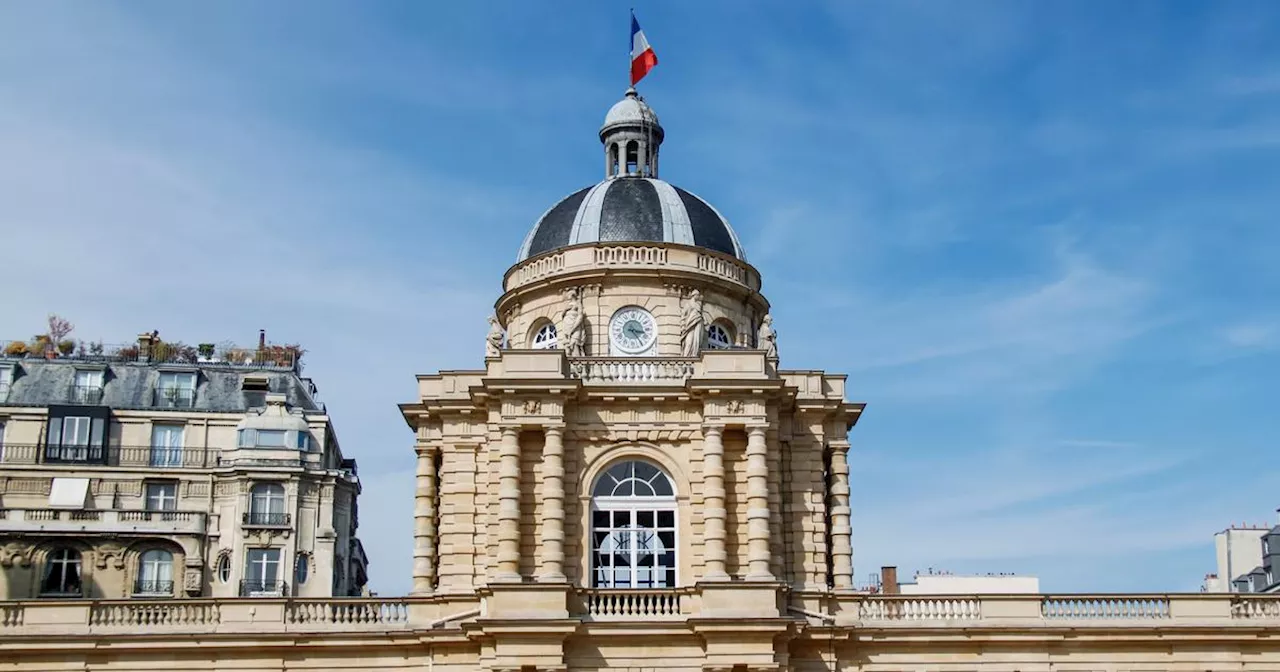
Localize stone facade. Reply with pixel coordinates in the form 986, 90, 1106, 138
0, 335, 367, 601
0, 89, 1277, 672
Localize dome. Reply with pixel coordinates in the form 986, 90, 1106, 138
602, 87, 660, 133
516, 177, 746, 262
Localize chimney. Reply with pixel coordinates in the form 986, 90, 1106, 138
881, 566, 899, 595
137, 331, 158, 363
258, 329, 267, 351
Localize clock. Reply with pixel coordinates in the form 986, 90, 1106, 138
609, 306, 657, 355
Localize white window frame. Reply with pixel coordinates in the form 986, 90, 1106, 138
245, 548, 282, 594
706, 323, 733, 350
150, 424, 185, 467
216, 554, 232, 584
0, 365, 12, 401
42, 547, 82, 595
249, 483, 286, 521
136, 549, 173, 595
590, 460, 678, 589
145, 482, 178, 512
157, 371, 196, 407
531, 322, 558, 350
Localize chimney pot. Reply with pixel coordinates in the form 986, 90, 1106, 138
880, 566, 899, 595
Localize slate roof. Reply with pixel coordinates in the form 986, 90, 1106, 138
0, 358, 321, 413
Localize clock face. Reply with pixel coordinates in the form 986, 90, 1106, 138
609, 307, 657, 355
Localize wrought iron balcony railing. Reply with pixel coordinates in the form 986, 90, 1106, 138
0, 444, 219, 468
153, 387, 196, 409
239, 580, 288, 597
243, 512, 291, 527
68, 384, 104, 405
132, 580, 174, 596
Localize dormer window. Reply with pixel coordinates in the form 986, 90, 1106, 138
71, 370, 104, 405
242, 375, 270, 392
155, 372, 196, 409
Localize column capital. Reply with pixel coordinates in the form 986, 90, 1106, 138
541, 423, 566, 434
701, 422, 726, 433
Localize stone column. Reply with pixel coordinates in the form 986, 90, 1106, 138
745, 425, 774, 581
538, 425, 566, 582
411, 445, 439, 594
701, 424, 729, 580
495, 426, 522, 582
829, 440, 853, 589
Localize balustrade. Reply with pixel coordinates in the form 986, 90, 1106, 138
0, 508, 206, 534
859, 597, 982, 621
1041, 596, 1169, 619
90, 602, 219, 627
285, 599, 409, 625
580, 589, 684, 618
569, 357, 696, 384
1232, 596, 1280, 619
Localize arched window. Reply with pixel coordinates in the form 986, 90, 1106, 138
249, 483, 286, 525
609, 143, 620, 177
591, 460, 676, 589
625, 141, 639, 175
531, 322, 558, 350
136, 549, 174, 595
706, 323, 733, 350
41, 547, 82, 596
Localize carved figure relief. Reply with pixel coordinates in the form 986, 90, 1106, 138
523, 399, 542, 415
679, 289, 706, 357
758, 313, 778, 360
559, 286, 587, 357
726, 399, 744, 414
485, 314, 506, 357
0, 541, 34, 568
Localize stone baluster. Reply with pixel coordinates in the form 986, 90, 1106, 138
702, 424, 729, 580
495, 426, 522, 582
745, 425, 774, 581
538, 425, 567, 582
828, 439, 853, 589
412, 445, 439, 594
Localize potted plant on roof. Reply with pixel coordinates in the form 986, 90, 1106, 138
198, 343, 216, 362
57, 340, 76, 357
4, 341, 28, 358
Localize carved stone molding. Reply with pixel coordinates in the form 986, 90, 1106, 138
94, 542, 128, 570
183, 568, 202, 594
0, 541, 34, 568
242, 529, 291, 542
499, 397, 563, 423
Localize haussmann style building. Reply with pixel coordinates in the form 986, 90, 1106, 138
0, 331, 368, 602
0, 88, 1278, 672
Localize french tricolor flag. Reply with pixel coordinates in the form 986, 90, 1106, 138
630, 12, 658, 86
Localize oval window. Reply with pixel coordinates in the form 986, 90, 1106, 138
216, 554, 231, 583
295, 554, 309, 585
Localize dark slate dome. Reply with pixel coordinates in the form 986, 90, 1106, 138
516, 177, 746, 262
516, 89, 747, 262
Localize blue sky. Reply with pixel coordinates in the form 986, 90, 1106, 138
2, 1, 1278, 595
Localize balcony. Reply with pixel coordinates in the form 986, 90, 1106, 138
243, 512, 291, 528
579, 587, 691, 619
132, 580, 175, 597
68, 385, 104, 405
153, 387, 196, 409
568, 357, 697, 384
239, 580, 289, 597
0, 444, 218, 468
0, 508, 207, 535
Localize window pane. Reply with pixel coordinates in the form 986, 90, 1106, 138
637, 511, 654, 527
657, 510, 675, 528
258, 430, 285, 447
612, 510, 630, 526
592, 510, 609, 527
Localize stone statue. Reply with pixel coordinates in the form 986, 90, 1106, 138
679, 289, 705, 357
559, 287, 587, 357
485, 314, 505, 357
758, 314, 778, 360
